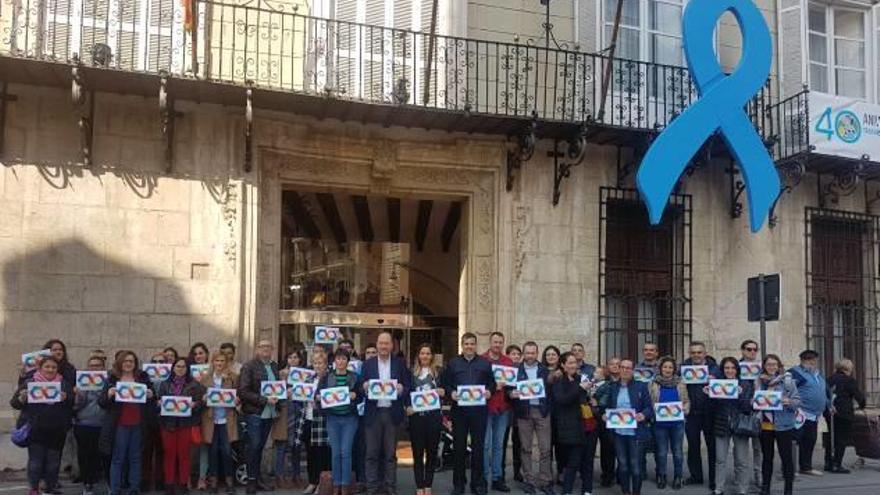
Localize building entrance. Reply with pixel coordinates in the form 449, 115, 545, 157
277, 189, 463, 364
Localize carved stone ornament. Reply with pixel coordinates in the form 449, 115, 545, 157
371, 140, 398, 190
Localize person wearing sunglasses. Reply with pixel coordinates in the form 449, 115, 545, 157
739, 340, 762, 491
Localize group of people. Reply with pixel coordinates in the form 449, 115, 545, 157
10, 333, 868, 495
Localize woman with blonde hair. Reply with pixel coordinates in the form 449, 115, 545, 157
201, 350, 239, 493
406, 343, 445, 495
824, 358, 866, 474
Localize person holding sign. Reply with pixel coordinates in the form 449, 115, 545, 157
10, 357, 74, 495
754, 354, 799, 495
706, 357, 755, 495
509, 341, 553, 495
200, 350, 240, 493
405, 343, 445, 495
481, 332, 515, 493
681, 341, 720, 490
318, 348, 364, 495
738, 340, 763, 491
157, 357, 205, 492
73, 356, 110, 495
361, 330, 411, 495
599, 359, 653, 495
648, 357, 691, 490
238, 340, 281, 493
187, 342, 212, 490
440, 332, 496, 495
99, 351, 155, 495
551, 352, 597, 495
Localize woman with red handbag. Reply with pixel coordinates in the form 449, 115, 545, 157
552, 352, 597, 495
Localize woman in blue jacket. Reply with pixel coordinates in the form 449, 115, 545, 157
600, 359, 653, 495
318, 348, 365, 495
756, 355, 799, 495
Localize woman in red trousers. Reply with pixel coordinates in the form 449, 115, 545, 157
157, 357, 204, 494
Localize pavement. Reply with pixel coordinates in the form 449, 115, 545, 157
2, 449, 880, 495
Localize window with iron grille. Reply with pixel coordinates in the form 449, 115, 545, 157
805, 208, 880, 406
598, 187, 691, 363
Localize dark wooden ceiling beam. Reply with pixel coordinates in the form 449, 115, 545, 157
415, 200, 433, 252
351, 195, 374, 242
315, 193, 347, 251
282, 191, 321, 239
441, 201, 462, 252
387, 197, 401, 243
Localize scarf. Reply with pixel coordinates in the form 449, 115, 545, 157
33, 371, 62, 383
171, 375, 187, 395
654, 374, 680, 388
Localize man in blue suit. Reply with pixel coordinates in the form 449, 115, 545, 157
361, 330, 412, 495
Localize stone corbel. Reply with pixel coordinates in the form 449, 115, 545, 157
552, 128, 587, 206
244, 80, 254, 173
505, 120, 536, 192
71, 61, 95, 167
768, 159, 806, 228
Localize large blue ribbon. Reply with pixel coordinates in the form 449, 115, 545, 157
636, 0, 780, 232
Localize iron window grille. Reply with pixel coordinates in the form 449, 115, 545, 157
598, 187, 692, 363
805, 207, 880, 406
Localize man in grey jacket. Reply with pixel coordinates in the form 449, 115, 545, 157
238, 340, 281, 493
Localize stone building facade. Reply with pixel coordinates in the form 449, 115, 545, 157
1, 0, 880, 461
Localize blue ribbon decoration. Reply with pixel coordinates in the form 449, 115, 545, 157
636, 0, 780, 232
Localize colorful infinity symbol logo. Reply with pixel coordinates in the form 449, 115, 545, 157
608, 410, 637, 426
517, 382, 544, 396
28, 385, 61, 400
493, 367, 517, 382
261, 382, 286, 396
144, 365, 170, 380
459, 387, 485, 401
655, 404, 683, 419
321, 389, 349, 404
77, 373, 106, 388
290, 383, 316, 399
117, 384, 147, 400
315, 327, 339, 341
634, 368, 655, 379
682, 367, 708, 381
289, 368, 315, 383
710, 382, 738, 396
162, 397, 192, 413
739, 362, 761, 376
412, 391, 440, 408
753, 393, 782, 408
207, 389, 236, 404
22, 351, 50, 368
369, 381, 396, 397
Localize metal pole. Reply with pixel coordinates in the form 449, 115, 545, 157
597, 0, 624, 121
759, 273, 767, 359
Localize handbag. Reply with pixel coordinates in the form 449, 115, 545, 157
580, 403, 597, 433
191, 425, 203, 444
10, 418, 31, 448
732, 412, 761, 438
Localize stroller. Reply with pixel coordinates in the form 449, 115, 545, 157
437, 408, 470, 472
231, 419, 249, 485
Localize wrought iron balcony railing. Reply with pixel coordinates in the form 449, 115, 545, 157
765, 88, 810, 162
2, 0, 771, 136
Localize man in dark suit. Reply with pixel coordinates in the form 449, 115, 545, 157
361, 330, 412, 495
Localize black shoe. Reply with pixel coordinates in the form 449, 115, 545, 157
246, 481, 257, 495
600, 477, 613, 488
683, 478, 703, 486
178, 485, 189, 495
451, 488, 465, 495
657, 475, 667, 490
521, 484, 536, 495
513, 474, 524, 484
783, 480, 793, 495
831, 466, 851, 474
540, 487, 555, 495
491, 481, 510, 493
255, 481, 273, 492
672, 477, 682, 490
760, 485, 770, 495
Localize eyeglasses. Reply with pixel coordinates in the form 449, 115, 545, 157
152, 359, 166, 364
123, 359, 135, 364
745, 347, 758, 352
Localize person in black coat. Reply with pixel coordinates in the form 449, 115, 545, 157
238, 339, 281, 493
707, 357, 755, 495
11, 357, 75, 495
552, 352, 596, 495
156, 357, 205, 492
824, 358, 867, 473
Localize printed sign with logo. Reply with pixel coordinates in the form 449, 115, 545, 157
27, 382, 63, 404
456, 385, 487, 407
367, 379, 398, 401
314, 326, 341, 344
206, 388, 237, 408
320, 386, 351, 408
794, 408, 807, 429
348, 359, 363, 375
633, 367, 656, 383
809, 92, 880, 161
492, 365, 518, 385
143, 363, 172, 383
22, 350, 52, 370
606, 408, 638, 429
288, 367, 316, 384
752, 390, 783, 411
190, 364, 210, 382
260, 381, 287, 400
681, 365, 710, 384
515, 379, 546, 400
708, 379, 740, 400
738, 362, 762, 381
289, 382, 318, 402
654, 401, 685, 422
160, 396, 193, 417
115, 381, 148, 403
76, 371, 108, 391
410, 390, 441, 413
